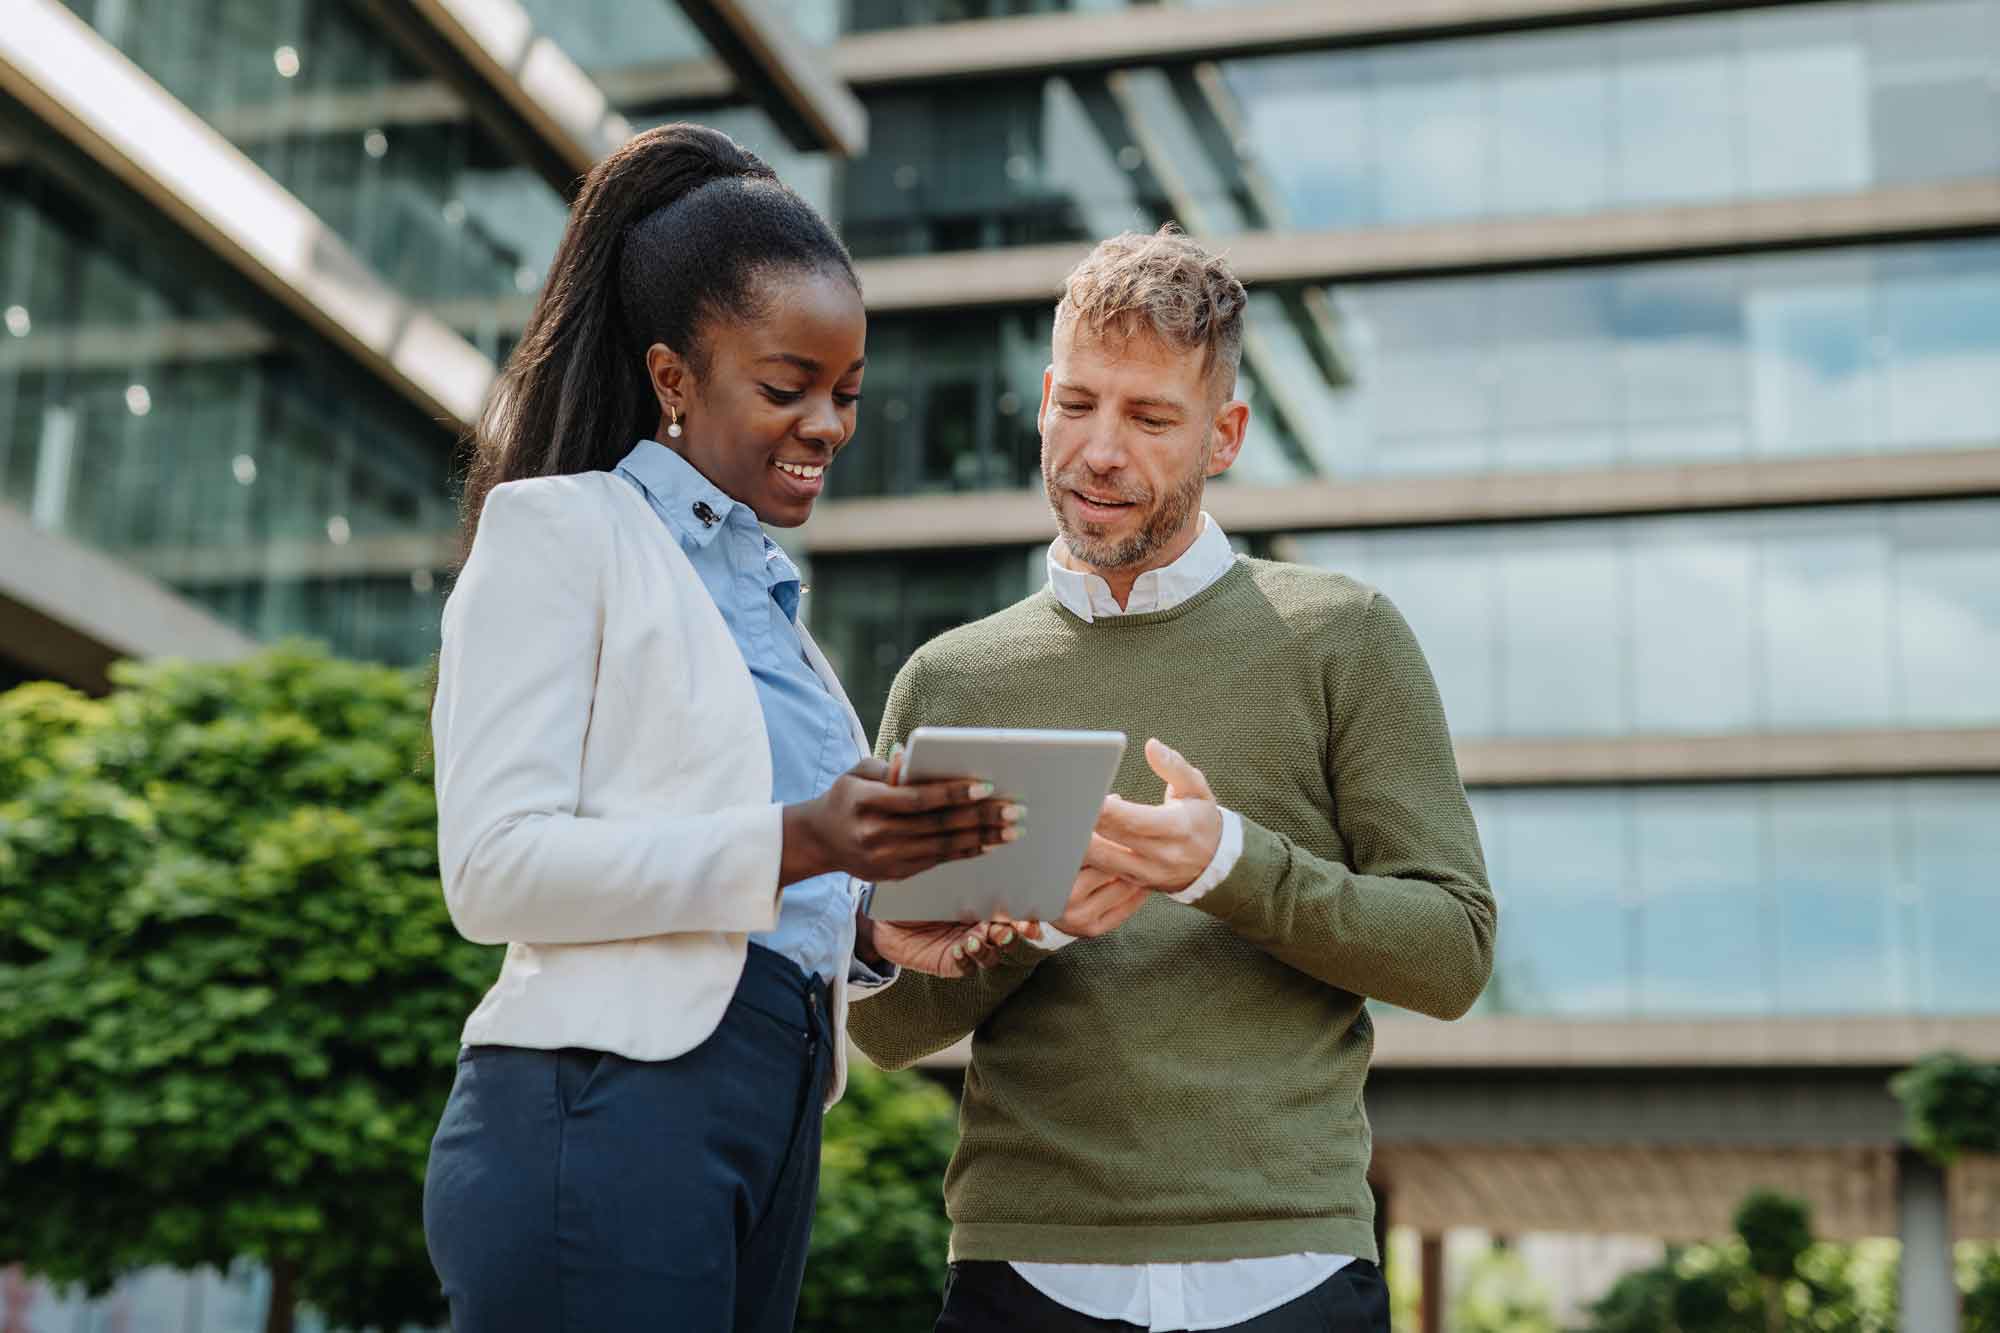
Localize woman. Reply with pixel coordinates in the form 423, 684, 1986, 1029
423, 124, 1021, 1332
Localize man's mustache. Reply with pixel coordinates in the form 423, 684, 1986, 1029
1048, 469, 1151, 506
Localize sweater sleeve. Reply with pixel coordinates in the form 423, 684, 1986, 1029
1189, 591, 1495, 1019
844, 649, 1047, 1068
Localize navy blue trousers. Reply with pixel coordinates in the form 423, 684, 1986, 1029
424, 945, 833, 1332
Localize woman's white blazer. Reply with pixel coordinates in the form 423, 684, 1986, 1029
431, 470, 870, 1105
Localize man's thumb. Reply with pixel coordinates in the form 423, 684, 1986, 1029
1145, 737, 1213, 800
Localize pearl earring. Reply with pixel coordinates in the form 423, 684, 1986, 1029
666, 406, 683, 439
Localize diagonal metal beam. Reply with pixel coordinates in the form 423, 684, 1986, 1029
0, 501, 257, 694
0, 0, 496, 436
354, 0, 631, 196
673, 0, 867, 157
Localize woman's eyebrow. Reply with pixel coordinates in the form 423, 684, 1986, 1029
758, 353, 868, 375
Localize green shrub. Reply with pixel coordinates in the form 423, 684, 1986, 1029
802, 1062, 959, 1332
1891, 1052, 2000, 1165
0, 649, 496, 1332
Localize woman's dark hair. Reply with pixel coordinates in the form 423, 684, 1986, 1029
457, 122, 857, 552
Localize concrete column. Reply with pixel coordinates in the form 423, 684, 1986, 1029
1419, 1233, 1445, 1333
1897, 1148, 1958, 1333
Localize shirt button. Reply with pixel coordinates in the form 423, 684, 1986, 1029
692, 501, 719, 526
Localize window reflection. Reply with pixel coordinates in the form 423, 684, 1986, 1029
829, 2, 2000, 254
1282, 500, 2000, 738
1470, 779, 2000, 1018
0, 162, 455, 666
804, 548, 1041, 733
849, 239, 2000, 496
58, 0, 567, 303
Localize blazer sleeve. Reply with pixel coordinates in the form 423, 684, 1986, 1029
431, 480, 784, 946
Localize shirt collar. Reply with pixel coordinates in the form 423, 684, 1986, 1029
1045, 512, 1236, 624
614, 439, 750, 551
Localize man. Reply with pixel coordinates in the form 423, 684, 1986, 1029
847, 227, 1495, 1333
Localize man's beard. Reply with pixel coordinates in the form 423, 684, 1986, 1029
1043, 442, 1210, 571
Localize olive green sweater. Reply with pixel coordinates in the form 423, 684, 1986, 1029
847, 559, 1496, 1266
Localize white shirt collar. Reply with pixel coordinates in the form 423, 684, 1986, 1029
1045, 512, 1236, 624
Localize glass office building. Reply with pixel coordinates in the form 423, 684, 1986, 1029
3, 0, 1996, 1321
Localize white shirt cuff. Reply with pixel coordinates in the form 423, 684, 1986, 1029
1026, 923, 1079, 952
1170, 808, 1243, 905
849, 882, 900, 995
849, 956, 898, 990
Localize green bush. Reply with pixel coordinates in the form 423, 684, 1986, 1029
1965, 1246, 2000, 1333
1891, 1052, 2000, 1165
803, 1062, 959, 1332
1449, 1244, 1558, 1333
0, 649, 497, 1332
0, 648, 963, 1332
1581, 1197, 1898, 1333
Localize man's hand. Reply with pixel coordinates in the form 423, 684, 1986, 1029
860, 917, 1025, 977
1083, 738, 1223, 895
1049, 866, 1149, 938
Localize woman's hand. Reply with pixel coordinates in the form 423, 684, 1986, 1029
859, 917, 1029, 978
782, 756, 1019, 886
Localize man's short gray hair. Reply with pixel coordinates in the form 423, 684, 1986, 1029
1052, 225, 1248, 399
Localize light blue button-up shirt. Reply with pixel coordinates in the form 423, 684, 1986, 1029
614, 440, 874, 987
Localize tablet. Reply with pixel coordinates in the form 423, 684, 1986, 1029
865, 727, 1128, 924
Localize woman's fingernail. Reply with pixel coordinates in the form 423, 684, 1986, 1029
1004, 804, 1027, 824
964, 934, 982, 954
969, 782, 995, 800
1001, 827, 1021, 843
951, 943, 965, 960
995, 927, 1015, 945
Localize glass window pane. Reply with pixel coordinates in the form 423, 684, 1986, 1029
1907, 780, 2000, 1013
1635, 789, 1770, 1013
1892, 503, 2000, 727
1740, 7, 1870, 197
0, 161, 453, 666
1454, 779, 1998, 1020
1628, 516, 1759, 732
1368, 45, 1489, 225
1760, 512, 1895, 729
1874, 246, 2000, 450
1286, 500, 1998, 738
1744, 252, 1878, 456
1770, 786, 1901, 1012
1477, 790, 1634, 1016
1864, 1, 2000, 186
1498, 523, 1626, 735
1612, 18, 1740, 206
1491, 30, 1613, 216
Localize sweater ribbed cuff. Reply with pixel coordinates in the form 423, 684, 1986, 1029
1187, 815, 1290, 924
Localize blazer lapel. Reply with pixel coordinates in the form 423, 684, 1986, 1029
797, 620, 870, 756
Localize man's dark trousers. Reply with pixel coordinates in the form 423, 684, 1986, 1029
934, 1259, 1392, 1332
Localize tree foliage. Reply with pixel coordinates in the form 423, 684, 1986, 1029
1891, 1051, 2000, 1165
1, 647, 970, 1332
1449, 1244, 1558, 1333
801, 1062, 958, 1332
1965, 1246, 2000, 1333
1735, 1192, 1812, 1284
1583, 1198, 1901, 1333
0, 648, 499, 1331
